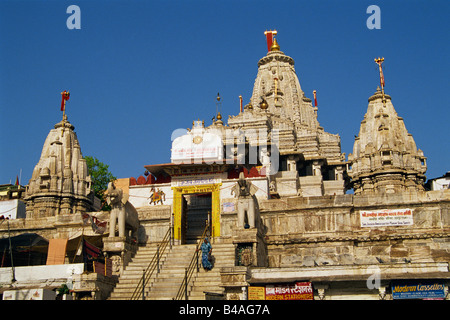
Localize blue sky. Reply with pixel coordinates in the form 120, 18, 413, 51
0, 0, 448, 185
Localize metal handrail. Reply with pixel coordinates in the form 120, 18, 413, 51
174, 222, 209, 300
130, 226, 172, 300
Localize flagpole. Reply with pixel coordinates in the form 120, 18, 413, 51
374, 57, 386, 106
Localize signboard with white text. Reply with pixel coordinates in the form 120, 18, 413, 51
392, 280, 445, 299
265, 282, 313, 300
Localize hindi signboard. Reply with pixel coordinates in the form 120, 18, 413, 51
360, 208, 413, 227
265, 282, 313, 300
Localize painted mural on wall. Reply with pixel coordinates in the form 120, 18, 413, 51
148, 187, 166, 205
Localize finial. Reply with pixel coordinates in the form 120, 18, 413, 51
259, 97, 268, 110
215, 112, 223, 125
270, 38, 280, 51
215, 92, 222, 122
374, 57, 386, 106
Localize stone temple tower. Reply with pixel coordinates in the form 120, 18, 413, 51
228, 33, 347, 197
348, 87, 427, 195
24, 115, 93, 217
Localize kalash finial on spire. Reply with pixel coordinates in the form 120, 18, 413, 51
374, 57, 386, 106
214, 92, 223, 125
270, 37, 280, 52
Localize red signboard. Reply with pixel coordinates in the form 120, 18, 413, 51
265, 282, 313, 300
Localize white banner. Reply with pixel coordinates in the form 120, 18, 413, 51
360, 208, 413, 227
171, 131, 223, 163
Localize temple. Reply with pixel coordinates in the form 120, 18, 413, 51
0, 31, 448, 300
24, 115, 95, 217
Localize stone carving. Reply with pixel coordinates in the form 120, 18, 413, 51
348, 87, 427, 194
106, 181, 139, 238
24, 116, 92, 217
227, 39, 346, 197
231, 172, 259, 229
110, 255, 122, 273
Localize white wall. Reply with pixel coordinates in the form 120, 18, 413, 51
0, 199, 26, 219
0, 263, 84, 285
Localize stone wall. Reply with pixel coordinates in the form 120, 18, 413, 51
2, 189, 448, 273
258, 190, 450, 268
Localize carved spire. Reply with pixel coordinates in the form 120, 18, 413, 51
25, 115, 92, 217
348, 87, 427, 195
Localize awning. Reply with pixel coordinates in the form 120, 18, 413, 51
0, 233, 48, 254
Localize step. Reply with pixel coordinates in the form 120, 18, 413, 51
109, 243, 234, 300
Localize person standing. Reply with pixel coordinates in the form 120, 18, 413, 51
200, 237, 213, 271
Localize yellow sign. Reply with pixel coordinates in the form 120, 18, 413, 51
248, 287, 266, 300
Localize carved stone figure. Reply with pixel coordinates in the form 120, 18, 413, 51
110, 255, 122, 273
231, 172, 259, 229
106, 181, 139, 238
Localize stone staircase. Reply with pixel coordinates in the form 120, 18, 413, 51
146, 244, 197, 300
108, 243, 169, 300
108, 242, 236, 300
187, 243, 235, 300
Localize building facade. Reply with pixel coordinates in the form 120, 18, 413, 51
0, 32, 448, 300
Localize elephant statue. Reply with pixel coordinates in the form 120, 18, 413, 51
231, 172, 259, 229
106, 181, 139, 239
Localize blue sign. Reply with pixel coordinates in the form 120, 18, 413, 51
392, 280, 446, 300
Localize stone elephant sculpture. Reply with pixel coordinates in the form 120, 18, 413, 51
231, 172, 259, 229
106, 181, 139, 239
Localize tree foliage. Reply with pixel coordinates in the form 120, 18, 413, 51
85, 156, 116, 210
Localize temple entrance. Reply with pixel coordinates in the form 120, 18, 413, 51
173, 183, 221, 243
182, 193, 211, 244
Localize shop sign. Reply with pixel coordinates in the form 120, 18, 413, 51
265, 282, 313, 300
360, 208, 413, 227
248, 287, 265, 300
392, 280, 446, 300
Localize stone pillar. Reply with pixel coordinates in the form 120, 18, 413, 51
232, 228, 267, 267
103, 237, 137, 276
220, 267, 251, 300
